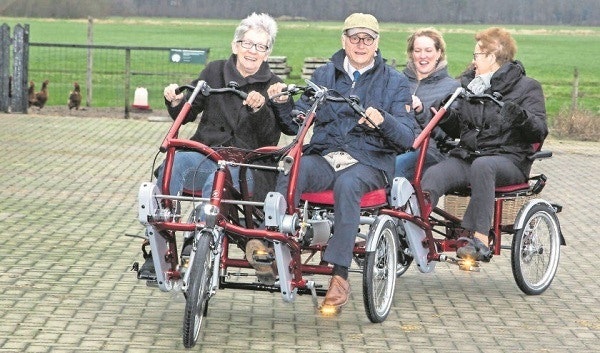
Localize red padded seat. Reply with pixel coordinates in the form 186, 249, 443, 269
300, 188, 388, 208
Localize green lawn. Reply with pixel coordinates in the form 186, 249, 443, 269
2, 17, 599, 120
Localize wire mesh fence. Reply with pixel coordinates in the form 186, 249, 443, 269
28, 43, 209, 115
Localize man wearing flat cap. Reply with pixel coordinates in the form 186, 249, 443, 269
269, 13, 416, 313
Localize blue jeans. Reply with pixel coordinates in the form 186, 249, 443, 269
395, 146, 445, 180
156, 150, 253, 197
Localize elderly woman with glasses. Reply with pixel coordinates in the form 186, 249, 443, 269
421, 27, 548, 261
141, 13, 292, 283
157, 12, 290, 199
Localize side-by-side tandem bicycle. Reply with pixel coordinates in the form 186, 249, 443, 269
133, 80, 564, 348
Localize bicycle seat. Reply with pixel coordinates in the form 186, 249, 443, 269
300, 189, 388, 208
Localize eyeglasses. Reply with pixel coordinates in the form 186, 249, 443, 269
345, 34, 376, 46
236, 40, 269, 53
472, 52, 488, 60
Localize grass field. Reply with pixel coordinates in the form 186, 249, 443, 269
2, 16, 599, 120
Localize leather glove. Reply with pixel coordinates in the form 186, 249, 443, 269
501, 101, 527, 124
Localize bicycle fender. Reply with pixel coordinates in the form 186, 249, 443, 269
513, 198, 566, 246
390, 177, 414, 209
138, 182, 160, 225
365, 215, 395, 252
513, 198, 555, 230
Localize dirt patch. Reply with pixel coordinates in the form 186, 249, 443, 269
17, 106, 170, 120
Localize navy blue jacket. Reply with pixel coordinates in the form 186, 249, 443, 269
277, 49, 416, 180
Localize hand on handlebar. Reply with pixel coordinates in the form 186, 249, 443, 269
268, 82, 293, 104
243, 90, 267, 112
164, 83, 184, 107
500, 101, 527, 124
358, 107, 383, 128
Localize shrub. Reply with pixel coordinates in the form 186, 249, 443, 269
552, 106, 600, 141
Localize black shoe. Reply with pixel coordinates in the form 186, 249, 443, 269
138, 255, 156, 280
456, 237, 492, 262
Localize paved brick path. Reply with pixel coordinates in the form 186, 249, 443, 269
1, 115, 599, 352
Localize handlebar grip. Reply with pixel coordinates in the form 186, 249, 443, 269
174, 84, 194, 95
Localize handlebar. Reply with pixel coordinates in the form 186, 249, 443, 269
272, 79, 377, 130
462, 90, 505, 107
175, 80, 249, 100
159, 80, 248, 153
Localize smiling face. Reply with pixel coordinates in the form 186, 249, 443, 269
411, 35, 442, 80
232, 29, 270, 77
342, 29, 379, 69
472, 41, 499, 76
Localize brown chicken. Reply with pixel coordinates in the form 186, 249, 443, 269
32, 79, 49, 109
28, 81, 36, 107
68, 82, 82, 110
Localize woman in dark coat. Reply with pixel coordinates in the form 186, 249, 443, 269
141, 13, 291, 282
421, 27, 548, 261
158, 12, 290, 201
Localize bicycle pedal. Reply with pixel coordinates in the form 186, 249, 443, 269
319, 304, 342, 316
458, 259, 480, 272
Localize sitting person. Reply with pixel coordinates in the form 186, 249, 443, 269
421, 27, 548, 260
141, 13, 292, 282
268, 13, 415, 311
395, 27, 460, 180
158, 12, 292, 200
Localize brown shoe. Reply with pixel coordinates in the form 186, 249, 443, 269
245, 239, 277, 284
322, 275, 351, 307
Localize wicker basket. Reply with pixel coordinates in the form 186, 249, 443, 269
443, 194, 538, 225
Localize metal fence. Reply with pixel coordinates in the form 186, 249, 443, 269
28, 43, 209, 117
1, 23, 209, 117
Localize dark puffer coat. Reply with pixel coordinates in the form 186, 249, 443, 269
165, 54, 288, 200
440, 60, 548, 176
167, 54, 288, 149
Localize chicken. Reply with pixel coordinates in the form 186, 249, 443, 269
68, 82, 82, 110
28, 81, 36, 107
32, 79, 49, 109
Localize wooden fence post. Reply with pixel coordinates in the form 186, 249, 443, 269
124, 48, 131, 118
87, 16, 93, 107
0, 23, 10, 112
11, 24, 29, 113
570, 67, 579, 114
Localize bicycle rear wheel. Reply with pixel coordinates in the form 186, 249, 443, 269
511, 203, 561, 295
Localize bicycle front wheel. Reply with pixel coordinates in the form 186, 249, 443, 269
182, 232, 213, 348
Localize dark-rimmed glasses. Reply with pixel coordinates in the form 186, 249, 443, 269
237, 40, 269, 53
473, 52, 488, 60
345, 34, 376, 46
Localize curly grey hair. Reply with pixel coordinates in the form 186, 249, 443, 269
232, 13, 278, 54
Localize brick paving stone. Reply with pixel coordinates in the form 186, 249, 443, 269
1, 115, 600, 352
